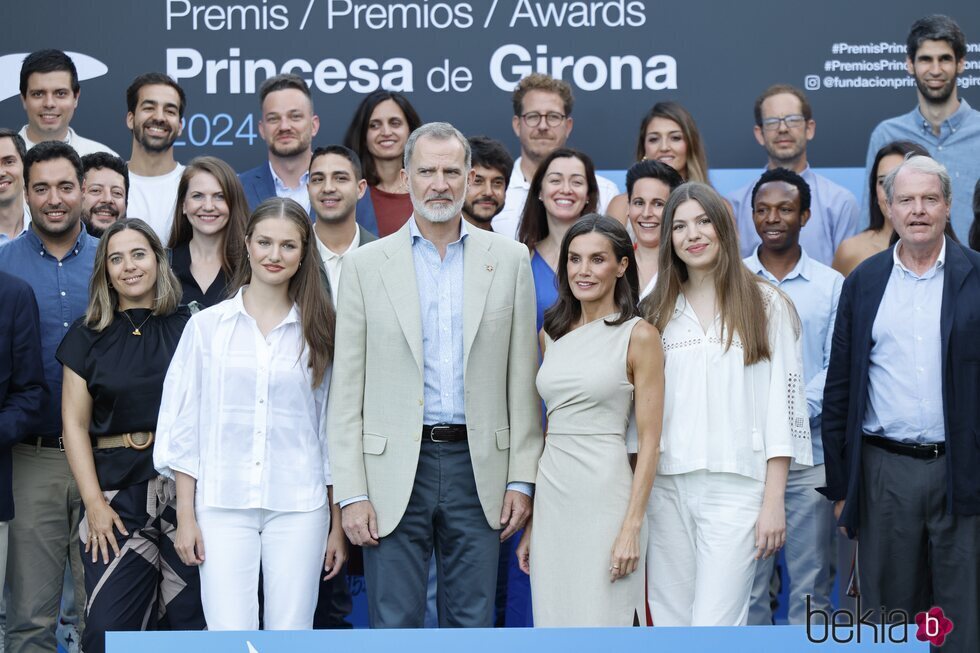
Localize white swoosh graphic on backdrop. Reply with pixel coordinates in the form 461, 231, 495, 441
0, 51, 109, 102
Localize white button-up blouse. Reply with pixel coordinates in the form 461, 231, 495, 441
658, 283, 812, 482
154, 288, 332, 512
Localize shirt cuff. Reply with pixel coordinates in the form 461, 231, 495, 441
338, 494, 369, 508
506, 482, 534, 498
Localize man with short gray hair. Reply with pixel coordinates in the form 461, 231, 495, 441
327, 122, 542, 627
821, 156, 980, 651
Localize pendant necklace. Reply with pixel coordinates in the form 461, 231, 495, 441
121, 310, 153, 336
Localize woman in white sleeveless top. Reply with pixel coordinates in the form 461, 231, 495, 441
516, 215, 664, 626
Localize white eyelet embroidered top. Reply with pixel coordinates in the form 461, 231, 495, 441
154, 288, 332, 512
657, 283, 812, 482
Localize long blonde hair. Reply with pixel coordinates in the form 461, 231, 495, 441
641, 182, 770, 364
85, 218, 181, 331
228, 198, 335, 387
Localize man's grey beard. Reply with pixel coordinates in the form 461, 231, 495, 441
409, 186, 465, 224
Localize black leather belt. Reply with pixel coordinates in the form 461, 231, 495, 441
35, 436, 64, 451
866, 435, 945, 459
423, 424, 467, 443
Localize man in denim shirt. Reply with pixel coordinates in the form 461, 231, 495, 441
0, 141, 97, 653
864, 14, 980, 240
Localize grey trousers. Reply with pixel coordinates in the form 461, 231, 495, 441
5, 443, 86, 653
859, 441, 979, 653
362, 440, 500, 628
748, 463, 836, 624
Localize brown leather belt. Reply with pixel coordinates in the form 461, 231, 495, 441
94, 431, 155, 451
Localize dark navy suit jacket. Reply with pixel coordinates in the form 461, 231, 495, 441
0, 270, 48, 521
820, 238, 980, 536
238, 162, 379, 236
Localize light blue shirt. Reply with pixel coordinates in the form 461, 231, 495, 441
409, 216, 467, 425
730, 166, 860, 266
864, 99, 980, 240
744, 247, 842, 465
269, 162, 311, 213
864, 241, 946, 444
340, 217, 530, 507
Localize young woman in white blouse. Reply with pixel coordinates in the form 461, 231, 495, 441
154, 197, 346, 630
640, 182, 811, 626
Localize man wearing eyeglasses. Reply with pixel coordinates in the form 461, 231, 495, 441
728, 84, 860, 265
491, 73, 619, 240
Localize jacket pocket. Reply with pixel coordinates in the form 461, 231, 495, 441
362, 432, 387, 455
495, 427, 510, 450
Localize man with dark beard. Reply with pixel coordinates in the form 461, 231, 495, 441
124, 73, 186, 241
462, 136, 513, 232
80, 153, 128, 237
240, 74, 319, 214
865, 14, 980, 239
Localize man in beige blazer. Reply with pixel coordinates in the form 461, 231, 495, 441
326, 122, 542, 628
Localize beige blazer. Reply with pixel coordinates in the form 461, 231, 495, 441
326, 219, 543, 537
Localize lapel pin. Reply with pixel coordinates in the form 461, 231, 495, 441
486, 264, 494, 272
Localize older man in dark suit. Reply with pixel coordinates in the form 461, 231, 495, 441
821, 155, 980, 652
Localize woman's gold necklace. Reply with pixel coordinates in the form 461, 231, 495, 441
120, 310, 152, 336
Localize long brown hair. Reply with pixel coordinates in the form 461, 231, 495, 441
86, 218, 181, 331
641, 182, 771, 365
543, 214, 639, 340
634, 102, 709, 184
168, 156, 248, 279
229, 198, 335, 387
516, 148, 599, 254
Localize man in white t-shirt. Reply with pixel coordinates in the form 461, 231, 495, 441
124, 73, 186, 242
492, 73, 618, 240
18, 49, 117, 158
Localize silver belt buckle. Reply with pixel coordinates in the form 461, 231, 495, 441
429, 425, 453, 442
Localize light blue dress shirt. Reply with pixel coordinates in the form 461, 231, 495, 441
863, 241, 946, 444
864, 99, 980, 240
0, 226, 97, 437
744, 247, 843, 465
729, 166, 860, 266
409, 216, 467, 425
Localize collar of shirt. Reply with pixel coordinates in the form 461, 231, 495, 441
509, 156, 531, 191
315, 225, 360, 263
893, 238, 946, 280
408, 213, 469, 248
220, 285, 301, 328
913, 98, 974, 134
24, 224, 92, 260
744, 245, 812, 283
18, 124, 80, 149
269, 161, 310, 193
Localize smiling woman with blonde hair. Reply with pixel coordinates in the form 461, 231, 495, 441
58, 218, 204, 653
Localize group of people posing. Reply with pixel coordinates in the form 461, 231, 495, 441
0, 11, 978, 653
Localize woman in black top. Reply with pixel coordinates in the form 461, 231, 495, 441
167, 157, 248, 308
59, 218, 205, 653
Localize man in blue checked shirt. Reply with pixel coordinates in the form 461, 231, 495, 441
743, 167, 843, 625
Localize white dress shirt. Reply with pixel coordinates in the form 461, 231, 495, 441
491, 156, 620, 240
658, 283, 812, 482
316, 226, 360, 304
270, 162, 311, 214
154, 287, 332, 512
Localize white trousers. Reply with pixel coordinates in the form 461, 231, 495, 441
196, 503, 330, 630
647, 470, 764, 626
